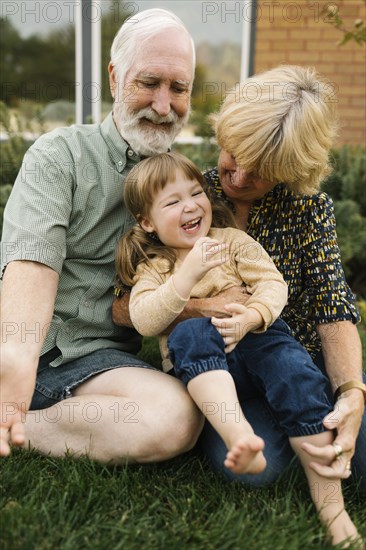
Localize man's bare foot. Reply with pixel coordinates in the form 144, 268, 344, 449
224, 435, 266, 474
326, 509, 363, 548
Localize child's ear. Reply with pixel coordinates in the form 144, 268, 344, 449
139, 216, 155, 233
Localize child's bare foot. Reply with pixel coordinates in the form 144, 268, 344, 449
224, 435, 266, 475
325, 509, 363, 548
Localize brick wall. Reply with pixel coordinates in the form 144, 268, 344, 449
254, 0, 366, 145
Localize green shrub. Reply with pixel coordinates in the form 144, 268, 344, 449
323, 146, 366, 216
42, 100, 75, 122
333, 200, 366, 268
0, 103, 35, 234
173, 140, 218, 171
0, 184, 13, 235
0, 103, 33, 188
357, 300, 366, 328
322, 147, 366, 294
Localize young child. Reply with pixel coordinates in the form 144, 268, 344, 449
116, 151, 360, 546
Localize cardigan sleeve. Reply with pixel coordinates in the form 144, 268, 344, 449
129, 261, 188, 336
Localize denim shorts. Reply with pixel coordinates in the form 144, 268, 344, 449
30, 347, 157, 410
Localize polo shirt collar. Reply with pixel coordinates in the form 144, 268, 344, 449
101, 112, 143, 173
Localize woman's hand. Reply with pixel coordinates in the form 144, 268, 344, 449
305, 321, 365, 479
301, 389, 364, 479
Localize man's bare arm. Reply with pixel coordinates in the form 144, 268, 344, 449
178, 286, 250, 321
112, 293, 134, 327
0, 261, 59, 456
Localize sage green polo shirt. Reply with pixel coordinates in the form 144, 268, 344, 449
1, 113, 143, 366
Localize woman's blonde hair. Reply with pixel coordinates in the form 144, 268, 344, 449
213, 65, 338, 194
116, 152, 236, 286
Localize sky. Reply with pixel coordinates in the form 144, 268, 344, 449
1, 0, 244, 44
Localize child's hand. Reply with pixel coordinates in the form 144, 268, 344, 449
211, 303, 263, 353
173, 237, 228, 298
183, 237, 228, 278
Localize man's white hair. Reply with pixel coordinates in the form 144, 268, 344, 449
110, 8, 195, 87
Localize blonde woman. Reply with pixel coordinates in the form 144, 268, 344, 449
197, 65, 365, 506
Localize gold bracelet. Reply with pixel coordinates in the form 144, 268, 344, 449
334, 380, 366, 403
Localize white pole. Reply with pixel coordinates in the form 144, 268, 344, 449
75, 0, 83, 124
92, 0, 101, 124
240, 1, 255, 82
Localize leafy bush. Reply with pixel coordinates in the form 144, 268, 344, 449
0, 184, 12, 232
323, 146, 366, 216
0, 102, 34, 188
322, 147, 366, 294
0, 102, 37, 234
357, 300, 366, 329
173, 140, 218, 171
42, 100, 75, 123
332, 200, 366, 265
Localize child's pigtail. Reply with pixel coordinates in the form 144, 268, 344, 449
116, 224, 177, 288
115, 224, 153, 287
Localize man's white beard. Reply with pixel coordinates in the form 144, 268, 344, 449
113, 100, 190, 157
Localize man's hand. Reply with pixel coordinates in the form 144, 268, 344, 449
211, 304, 263, 353
0, 260, 58, 456
301, 389, 364, 479
183, 286, 251, 321
0, 356, 37, 456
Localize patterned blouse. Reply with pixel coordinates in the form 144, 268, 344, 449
204, 168, 360, 359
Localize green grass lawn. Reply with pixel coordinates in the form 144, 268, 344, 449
1, 449, 365, 550
1, 330, 365, 550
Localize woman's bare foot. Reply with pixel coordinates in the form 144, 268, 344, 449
224, 435, 266, 474
325, 509, 362, 548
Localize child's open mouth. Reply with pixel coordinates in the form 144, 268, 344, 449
181, 217, 201, 233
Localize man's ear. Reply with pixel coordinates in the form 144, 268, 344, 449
108, 62, 117, 100
139, 216, 155, 234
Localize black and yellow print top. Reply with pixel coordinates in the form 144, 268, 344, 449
204, 168, 360, 358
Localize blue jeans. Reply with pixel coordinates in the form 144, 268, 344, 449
168, 318, 366, 489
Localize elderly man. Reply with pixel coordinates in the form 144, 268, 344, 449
0, 9, 203, 462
